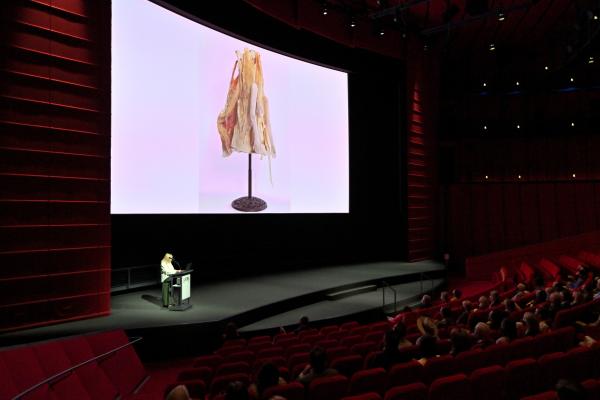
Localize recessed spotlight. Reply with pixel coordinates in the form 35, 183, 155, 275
379, 29, 385, 36
485, 175, 489, 180
518, 175, 522, 179
544, 66, 549, 71
483, 82, 487, 87
489, 43, 496, 51
589, 56, 595, 64
570, 77, 574, 82
497, 12, 505, 21
572, 173, 576, 178
483, 125, 487, 130
594, 15, 599, 20
516, 124, 520, 129
350, 19, 356, 28
322, 6, 328, 15
571, 122, 575, 127
516, 81, 520, 86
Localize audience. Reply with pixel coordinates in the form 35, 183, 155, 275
523, 311, 541, 337
496, 318, 517, 344
450, 289, 462, 302
472, 322, 494, 349
449, 327, 472, 356
248, 363, 285, 399
297, 347, 337, 386
369, 330, 409, 370
393, 320, 413, 349
415, 334, 438, 366
294, 315, 310, 333
165, 385, 191, 400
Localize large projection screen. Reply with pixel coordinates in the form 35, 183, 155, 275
111, 0, 349, 214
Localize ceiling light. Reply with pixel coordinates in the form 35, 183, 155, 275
483, 82, 487, 87
589, 56, 595, 64
498, 12, 505, 21
518, 175, 522, 179
572, 173, 576, 178
489, 43, 496, 51
322, 6, 328, 15
350, 19, 356, 28
516, 124, 520, 129
544, 66, 549, 71
594, 15, 599, 20
570, 77, 574, 82
515, 81, 520, 86
379, 28, 385, 36
485, 175, 489, 180
483, 125, 487, 130
571, 122, 575, 127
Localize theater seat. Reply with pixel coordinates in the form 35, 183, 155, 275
214, 361, 250, 377
193, 354, 224, 369
520, 391, 558, 400
341, 392, 382, 400
0, 346, 53, 399
0, 355, 21, 399
384, 382, 427, 400
348, 368, 387, 396
227, 350, 255, 365
209, 373, 249, 398
308, 374, 349, 400
538, 352, 566, 389
386, 360, 424, 389
506, 358, 542, 399
428, 374, 471, 400
581, 379, 600, 400
331, 355, 363, 378
423, 355, 456, 384
455, 349, 486, 374
262, 381, 305, 400
177, 367, 212, 384
468, 365, 506, 400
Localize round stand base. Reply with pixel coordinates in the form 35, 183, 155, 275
231, 196, 267, 212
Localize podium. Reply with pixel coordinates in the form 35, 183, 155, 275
167, 269, 193, 311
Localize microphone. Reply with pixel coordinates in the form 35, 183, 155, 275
173, 258, 181, 268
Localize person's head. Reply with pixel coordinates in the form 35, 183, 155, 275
489, 290, 500, 304
440, 306, 453, 320
418, 334, 438, 359
523, 312, 539, 335
299, 316, 309, 326
556, 379, 586, 400
224, 322, 238, 338
535, 289, 548, 303
572, 290, 583, 303
504, 298, 517, 312
478, 296, 490, 310
500, 318, 517, 340
225, 381, 249, 400
256, 363, 280, 395
166, 385, 191, 400
488, 309, 504, 329
421, 294, 432, 306
452, 289, 462, 299
534, 275, 545, 288
549, 291, 563, 306
561, 289, 573, 304
162, 253, 174, 263
462, 300, 472, 312
383, 330, 400, 353
309, 346, 328, 374
474, 322, 491, 340
516, 283, 527, 292
393, 320, 407, 338
440, 291, 450, 303
450, 328, 471, 355
577, 266, 589, 279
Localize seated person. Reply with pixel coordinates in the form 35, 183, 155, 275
393, 321, 413, 349
223, 321, 241, 341
456, 300, 472, 326
450, 289, 462, 302
161, 253, 182, 307
294, 316, 310, 333
496, 318, 517, 344
489, 290, 501, 307
449, 328, 472, 356
415, 334, 438, 366
472, 322, 494, 350
225, 381, 249, 400
166, 385, 191, 400
249, 363, 286, 399
523, 312, 540, 337
297, 347, 338, 386
369, 330, 409, 370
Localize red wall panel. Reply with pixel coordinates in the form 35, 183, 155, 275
0, 0, 110, 332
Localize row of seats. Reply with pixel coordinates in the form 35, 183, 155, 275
523, 378, 600, 400
217, 343, 600, 400
0, 330, 162, 400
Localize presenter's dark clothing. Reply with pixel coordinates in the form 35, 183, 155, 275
162, 280, 170, 307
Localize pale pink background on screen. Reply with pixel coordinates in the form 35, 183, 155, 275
111, 0, 349, 213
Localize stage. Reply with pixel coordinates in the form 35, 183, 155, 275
0, 261, 445, 353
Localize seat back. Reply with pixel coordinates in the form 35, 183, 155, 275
428, 374, 471, 400
386, 360, 424, 389
506, 358, 542, 399
331, 355, 363, 378
262, 382, 304, 400
384, 382, 427, 400
308, 374, 349, 400
348, 368, 387, 396
468, 365, 506, 400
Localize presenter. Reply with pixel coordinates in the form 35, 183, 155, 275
161, 253, 181, 307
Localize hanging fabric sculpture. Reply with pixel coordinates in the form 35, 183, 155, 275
217, 49, 275, 171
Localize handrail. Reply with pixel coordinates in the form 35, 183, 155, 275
419, 272, 435, 295
12, 336, 143, 400
381, 280, 398, 314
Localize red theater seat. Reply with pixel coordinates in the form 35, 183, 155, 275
386, 360, 424, 389
216, 345, 245, 356
60, 337, 119, 400
227, 350, 255, 365
384, 382, 427, 400
193, 354, 224, 369
275, 336, 300, 349
85, 330, 148, 397
521, 391, 558, 400
331, 355, 363, 378
262, 381, 305, 400
506, 358, 543, 399
248, 341, 271, 353
428, 374, 471, 400
248, 335, 270, 345
286, 343, 311, 358
581, 379, 600, 400
214, 361, 250, 377
320, 325, 340, 336
507, 336, 535, 362
33, 341, 90, 400
468, 365, 506, 400
454, 349, 486, 373
0, 354, 21, 399
348, 368, 387, 396
340, 321, 360, 331
342, 392, 382, 400
341, 335, 364, 348
0, 346, 53, 399
423, 355, 456, 384
351, 342, 377, 357
256, 346, 284, 359
308, 374, 349, 400
177, 367, 212, 384
209, 373, 249, 398
316, 339, 339, 350
328, 346, 352, 361
223, 338, 247, 348
288, 352, 310, 371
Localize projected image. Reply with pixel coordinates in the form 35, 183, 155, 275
111, 0, 349, 214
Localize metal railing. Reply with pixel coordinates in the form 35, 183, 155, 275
381, 280, 398, 314
12, 336, 144, 400
419, 272, 436, 296
112, 264, 160, 292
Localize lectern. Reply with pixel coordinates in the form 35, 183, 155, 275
168, 270, 193, 311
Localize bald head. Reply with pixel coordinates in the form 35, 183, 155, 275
166, 385, 190, 400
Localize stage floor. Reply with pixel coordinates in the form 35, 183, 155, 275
0, 260, 444, 345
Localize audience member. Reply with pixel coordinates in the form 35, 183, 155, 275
418, 294, 432, 309
476, 296, 490, 311
489, 290, 501, 307
488, 309, 507, 330
456, 300, 472, 325
437, 306, 455, 329
512, 283, 529, 303
294, 316, 310, 333
369, 330, 409, 370
450, 289, 462, 302
298, 347, 337, 386
449, 328, 472, 356
439, 291, 450, 304
556, 379, 586, 400
472, 322, 494, 349
415, 334, 438, 365
225, 381, 249, 400
523, 312, 540, 337
249, 363, 286, 399
393, 321, 413, 349
166, 385, 191, 400
496, 318, 517, 344
223, 322, 240, 341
